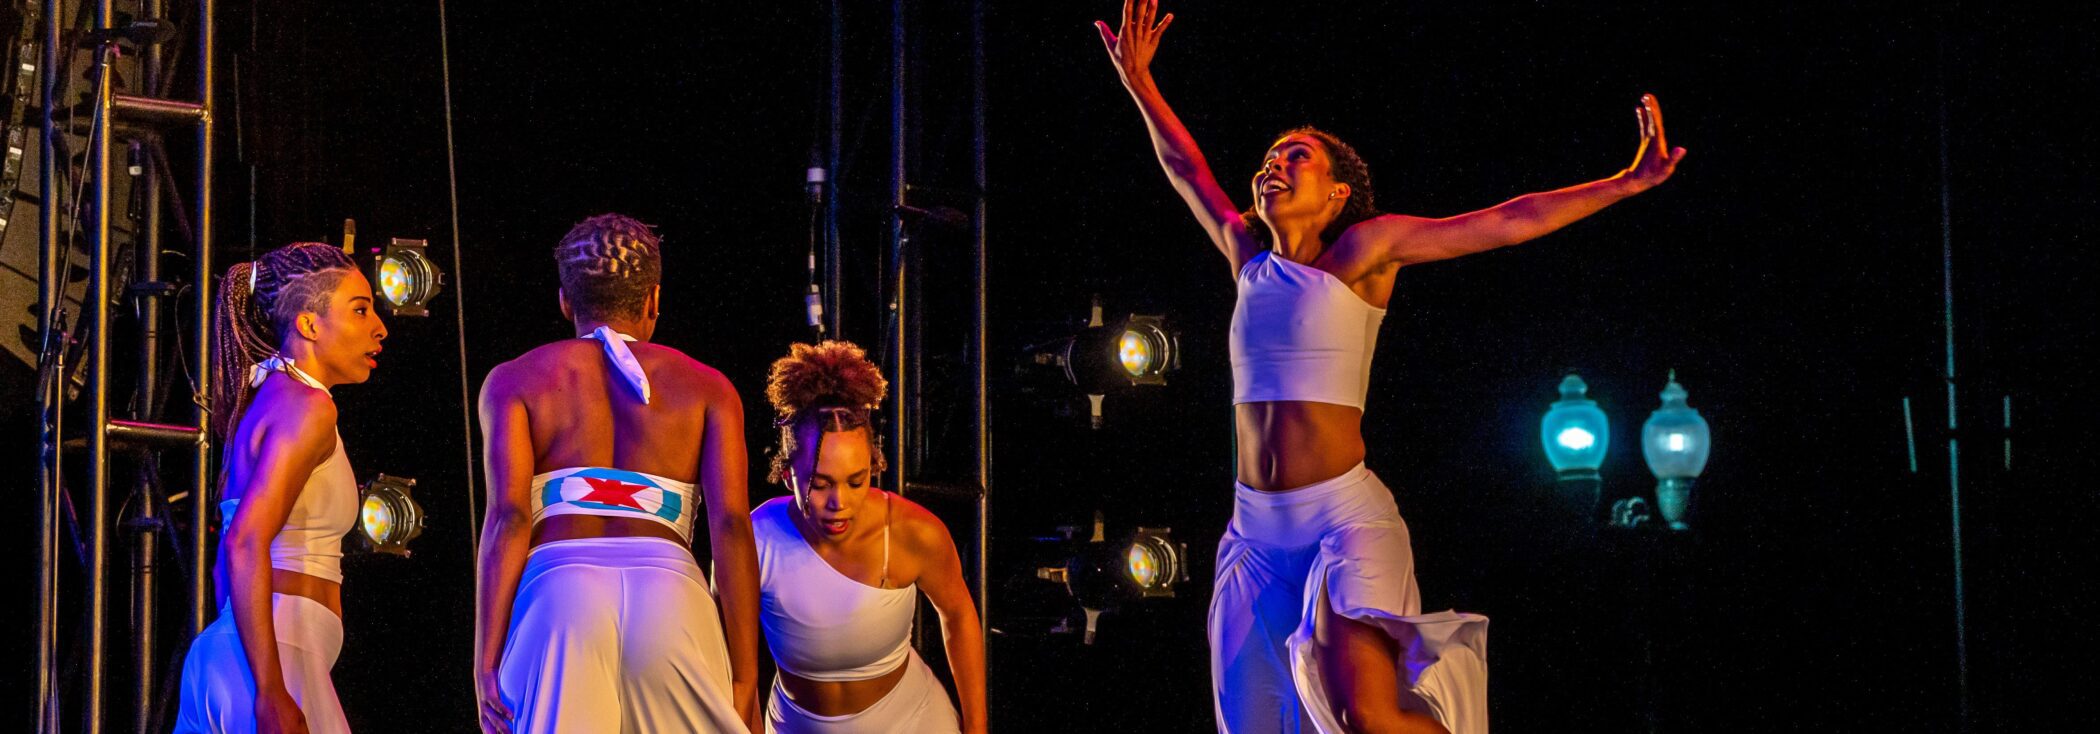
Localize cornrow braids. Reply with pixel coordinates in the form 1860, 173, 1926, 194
763, 341, 889, 484
554, 213, 663, 323
208, 242, 356, 437
1241, 125, 1383, 247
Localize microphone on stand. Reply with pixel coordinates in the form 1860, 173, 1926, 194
804, 148, 827, 337
805, 148, 828, 206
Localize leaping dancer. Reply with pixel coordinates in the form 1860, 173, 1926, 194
1095, 1, 1685, 732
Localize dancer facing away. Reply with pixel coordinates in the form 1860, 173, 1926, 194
176, 242, 388, 734
1096, 1, 1685, 732
754, 341, 986, 733
474, 214, 762, 733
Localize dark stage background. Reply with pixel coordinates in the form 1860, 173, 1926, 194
9, 1, 2096, 731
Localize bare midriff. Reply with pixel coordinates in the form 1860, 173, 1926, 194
531, 515, 688, 548
1235, 401, 1367, 492
270, 569, 343, 618
776, 659, 911, 717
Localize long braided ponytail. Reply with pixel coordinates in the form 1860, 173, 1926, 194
208, 243, 357, 437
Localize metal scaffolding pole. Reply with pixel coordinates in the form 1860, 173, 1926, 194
87, 2, 118, 730
192, 0, 218, 641
36, 2, 67, 729
32, 1, 216, 729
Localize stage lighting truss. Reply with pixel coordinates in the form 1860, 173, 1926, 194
1026, 298, 1179, 428
1034, 511, 1190, 643
354, 473, 426, 558
373, 238, 444, 317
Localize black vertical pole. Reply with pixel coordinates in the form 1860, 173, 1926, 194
1932, 26, 1970, 731
886, 0, 909, 497
132, 4, 168, 731
825, 0, 843, 338
969, 0, 992, 718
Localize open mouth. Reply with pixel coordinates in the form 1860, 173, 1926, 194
1260, 177, 1291, 195
821, 518, 851, 535
363, 349, 381, 367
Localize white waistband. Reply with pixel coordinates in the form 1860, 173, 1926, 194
1229, 463, 1398, 548
211, 593, 344, 655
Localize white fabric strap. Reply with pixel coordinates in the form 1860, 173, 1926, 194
584, 325, 651, 404
251, 354, 329, 394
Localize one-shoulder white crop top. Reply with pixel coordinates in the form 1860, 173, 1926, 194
753, 496, 916, 682
220, 431, 360, 584
531, 467, 699, 544
1229, 250, 1386, 409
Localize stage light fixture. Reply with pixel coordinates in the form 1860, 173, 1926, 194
1026, 298, 1178, 428
1641, 370, 1710, 531
373, 238, 445, 317
355, 474, 426, 557
1033, 511, 1189, 643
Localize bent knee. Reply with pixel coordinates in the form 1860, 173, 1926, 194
1340, 704, 1450, 734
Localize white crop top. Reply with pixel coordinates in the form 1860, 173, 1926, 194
220, 431, 359, 584
753, 496, 916, 682
531, 467, 699, 544
1229, 250, 1386, 409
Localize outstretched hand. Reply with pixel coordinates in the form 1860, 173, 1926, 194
1619, 93, 1687, 193
1096, 0, 1176, 88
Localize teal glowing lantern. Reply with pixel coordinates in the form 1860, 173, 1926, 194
1642, 370, 1710, 530
1542, 373, 1610, 480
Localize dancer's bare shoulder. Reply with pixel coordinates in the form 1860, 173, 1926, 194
889, 493, 959, 561
628, 341, 739, 403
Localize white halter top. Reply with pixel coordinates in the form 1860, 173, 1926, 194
223, 355, 359, 583
1229, 250, 1386, 409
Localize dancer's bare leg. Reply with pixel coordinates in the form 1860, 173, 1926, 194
1313, 601, 1449, 734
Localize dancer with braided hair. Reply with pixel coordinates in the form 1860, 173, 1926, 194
475, 213, 760, 733
753, 341, 983, 734
1096, 1, 1686, 732
176, 242, 388, 734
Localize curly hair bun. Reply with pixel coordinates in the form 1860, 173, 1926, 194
765, 340, 887, 419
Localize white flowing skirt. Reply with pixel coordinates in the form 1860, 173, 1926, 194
1208, 463, 1489, 734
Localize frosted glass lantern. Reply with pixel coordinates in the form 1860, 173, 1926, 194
1541, 373, 1610, 479
1641, 370, 1710, 530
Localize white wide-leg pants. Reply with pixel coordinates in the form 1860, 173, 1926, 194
175, 593, 350, 734
499, 536, 744, 733
1208, 463, 1489, 734
765, 649, 960, 734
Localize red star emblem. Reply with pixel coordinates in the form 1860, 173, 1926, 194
578, 477, 647, 510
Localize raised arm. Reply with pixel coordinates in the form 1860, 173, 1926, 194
910, 507, 987, 734
473, 364, 532, 734
1096, 0, 1260, 271
1348, 93, 1688, 267
698, 377, 763, 732
224, 387, 338, 734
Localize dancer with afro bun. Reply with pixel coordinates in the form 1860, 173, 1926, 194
752, 341, 985, 733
